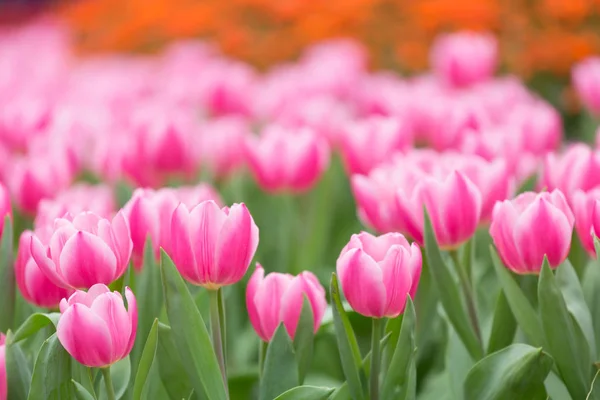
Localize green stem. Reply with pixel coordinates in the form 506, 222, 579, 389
209, 289, 229, 398
101, 367, 116, 400
258, 340, 268, 378
370, 318, 383, 400
450, 250, 482, 347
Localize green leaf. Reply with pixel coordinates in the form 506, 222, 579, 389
584, 237, 600, 358
28, 334, 74, 399
381, 297, 416, 400
556, 260, 596, 360
273, 385, 334, 400
156, 322, 194, 400
382, 314, 402, 374
490, 247, 544, 346
98, 357, 130, 400
464, 344, 553, 400
294, 296, 314, 385
12, 313, 60, 343
486, 291, 517, 354
424, 211, 482, 360
538, 259, 590, 400
0, 216, 14, 332
133, 319, 159, 400
5, 332, 32, 400
259, 324, 299, 400
131, 238, 163, 376
71, 362, 96, 399
329, 273, 366, 400
160, 250, 226, 400
72, 381, 96, 400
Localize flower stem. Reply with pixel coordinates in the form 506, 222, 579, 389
450, 249, 482, 346
258, 339, 268, 378
101, 367, 116, 400
209, 288, 229, 398
370, 318, 383, 400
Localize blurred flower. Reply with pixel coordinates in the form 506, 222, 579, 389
540, 144, 600, 198
168, 201, 258, 289
572, 188, 600, 257
30, 211, 132, 289
199, 116, 250, 179
336, 232, 421, 318
0, 183, 10, 239
57, 284, 137, 368
490, 190, 574, 274
246, 263, 326, 341
573, 56, 600, 115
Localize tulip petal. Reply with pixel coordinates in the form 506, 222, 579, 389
124, 287, 138, 357
189, 201, 226, 286
380, 246, 414, 317
59, 232, 118, 288
91, 292, 132, 362
254, 273, 293, 341
246, 264, 266, 341
170, 204, 197, 283
30, 235, 66, 288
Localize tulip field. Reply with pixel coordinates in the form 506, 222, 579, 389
3, 17, 600, 400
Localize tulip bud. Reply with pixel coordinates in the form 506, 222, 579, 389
336, 232, 421, 318
16, 230, 71, 309
168, 201, 259, 289
572, 57, 600, 115
30, 211, 133, 289
490, 190, 574, 274
57, 284, 137, 368
572, 188, 600, 257
246, 264, 327, 342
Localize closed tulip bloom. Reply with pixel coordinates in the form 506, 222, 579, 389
572, 57, 600, 115
337, 232, 421, 318
30, 211, 132, 289
572, 188, 600, 257
490, 190, 574, 274
0, 183, 10, 239
431, 31, 497, 88
0, 333, 5, 400
246, 264, 327, 341
16, 230, 71, 308
57, 284, 137, 368
540, 144, 600, 197
245, 125, 330, 193
169, 201, 259, 289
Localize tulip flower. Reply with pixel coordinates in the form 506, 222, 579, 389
16, 230, 71, 309
246, 264, 327, 341
30, 211, 132, 289
430, 31, 497, 87
199, 117, 249, 179
490, 190, 574, 274
572, 188, 600, 257
0, 333, 5, 400
0, 183, 10, 239
57, 284, 137, 368
336, 232, 422, 318
245, 125, 330, 193
540, 144, 600, 198
572, 57, 600, 115
123, 184, 222, 269
169, 201, 259, 289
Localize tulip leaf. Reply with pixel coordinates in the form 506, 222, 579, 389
382, 313, 403, 373
490, 246, 545, 347
71, 362, 96, 399
584, 236, 600, 358
273, 385, 335, 400
486, 291, 517, 354
424, 211, 482, 360
12, 312, 60, 343
72, 380, 96, 400
28, 333, 74, 399
556, 259, 596, 360
160, 250, 226, 400
131, 237, 163, 376
464, 344, 553, 400
156, 322, 194, 400
294, 296, 314, 385
381, 297, 416, 400
5, 331, 32, 400
259, 324, 299, 400
0, 216, 14, 332
538, 259, 590, 400
133, 319, 159, 400
330, 273, 366, 400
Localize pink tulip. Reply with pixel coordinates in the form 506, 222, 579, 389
540, 144, 600, 198
246, 264, 327, 342
35, 184, 115, 230
16, 230, 71, 308
245, 125, 330, 193
0, 333, 5, 400
57, 284, 137, 368
431, 31, 497, 88
339, 116, 413, 175
506, 100, 562, 155
30, 211, 132, 289
169, 201, 259, 289
572, 188, 600, 257
573, 57, 600, 115
490, 190, 574, 274
199, 117, 249, 179
123, 184, 222, 269
336, 232, 421, 318
0, 183, 10, 239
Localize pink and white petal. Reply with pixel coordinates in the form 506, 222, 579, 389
189, 201, 226, 285
59, 232, 118, 288
407, 243, 423, 299
380, 246, 413, 317
169, 204, 198, 283
254, 273, 293, 341
246, 264, 266, 341
111, 212, 133, 268
90, 292, 132, 361
124, 287, 138, 357
30, 235, 67, 288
